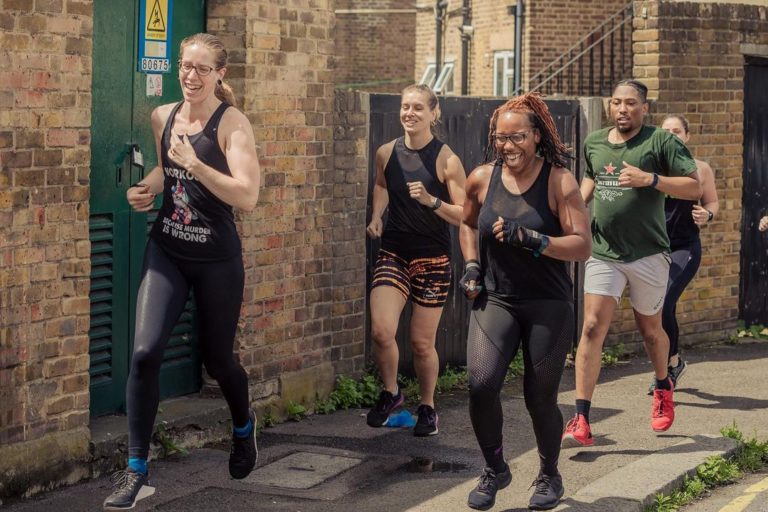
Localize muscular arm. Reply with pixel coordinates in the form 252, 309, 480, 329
692, 160, 719, 226
459, 165, 491, 264
580, 176, 595, 205
366, 144, 391, 239
170, 109, 261, 211
618, 160, 701, 200
541, 169, 592, 261
127, 106, 169, 212
432, 150, 466, 226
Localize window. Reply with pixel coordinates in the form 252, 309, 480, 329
419, 63, 437, 88
419, 60, 455, 94
493, 51, 515, 97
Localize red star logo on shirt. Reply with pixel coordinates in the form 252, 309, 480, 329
604, 162, 616, 174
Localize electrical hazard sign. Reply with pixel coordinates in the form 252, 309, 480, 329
137, 0, 173, 74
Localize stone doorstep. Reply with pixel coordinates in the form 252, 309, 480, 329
89, 396, 233, 478
567, 434, 740, 511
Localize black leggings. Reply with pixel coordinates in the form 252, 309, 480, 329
127, 239, 250, 459
662, 239, 702, 359
468, 294, 573, 476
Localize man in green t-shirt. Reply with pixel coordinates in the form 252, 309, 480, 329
562, 80, 701, 448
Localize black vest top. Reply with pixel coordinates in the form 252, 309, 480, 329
149, 101, 242, 261
665, 197, 699, 246
380, 136, 452, 258
478, 161, 572, 301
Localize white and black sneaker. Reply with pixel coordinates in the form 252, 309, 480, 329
103, 468, 155, 510
229, 409, 258, 479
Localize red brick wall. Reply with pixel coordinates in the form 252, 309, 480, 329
607, 0, 768, 349
0, 0, 92, 448
334, 0, 416, 93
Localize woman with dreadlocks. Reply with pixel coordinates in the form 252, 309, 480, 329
459, 94, 591, 511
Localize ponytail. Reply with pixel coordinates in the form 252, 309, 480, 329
215, 79, 237, 107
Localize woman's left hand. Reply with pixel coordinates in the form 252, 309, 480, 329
407, 181, 434, 207
691, 204, 710, 226
168, 133, 200, 172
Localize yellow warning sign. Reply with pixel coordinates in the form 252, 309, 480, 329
145, 0, 168, 40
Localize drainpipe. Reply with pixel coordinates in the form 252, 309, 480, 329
513, 0, 524, 95
435, 0, 448, 80
460, 0, 472, 95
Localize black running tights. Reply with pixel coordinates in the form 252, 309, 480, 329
467, 294, 573, 476
662, 239, 701, 359
128, 239, 249, 459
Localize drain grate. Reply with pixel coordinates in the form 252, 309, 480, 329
245, 452, 363, 489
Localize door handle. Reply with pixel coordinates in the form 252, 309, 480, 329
129, 144, 145, 179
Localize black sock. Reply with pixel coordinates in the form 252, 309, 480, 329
575, 399, 591, 423
656, 376, 672, 390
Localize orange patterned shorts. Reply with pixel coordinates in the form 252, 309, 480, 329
371, 249, 452, 308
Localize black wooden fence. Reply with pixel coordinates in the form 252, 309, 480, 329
366, 94, 584, 374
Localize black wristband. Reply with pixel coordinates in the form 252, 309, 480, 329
129, 183, 148, 189
430, 197, 442, 210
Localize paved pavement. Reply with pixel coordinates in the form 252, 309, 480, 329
4, 340, 768, 512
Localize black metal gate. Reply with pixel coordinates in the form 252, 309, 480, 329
740, 56, 768, 326
366, 94, 584, 373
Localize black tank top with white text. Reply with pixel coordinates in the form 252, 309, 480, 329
381, 136, 452, 258
149, 101, 241, 261
665, 197, 699, 246
478, 161, 572, 301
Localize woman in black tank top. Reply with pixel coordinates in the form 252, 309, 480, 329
459, 94, 592, 511
365, 84, 466, 437
106, 34, 261, 510
650, 115, 719, 394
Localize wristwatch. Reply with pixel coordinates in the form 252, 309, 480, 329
430, 197, 442, 210
706, 209, 714, 222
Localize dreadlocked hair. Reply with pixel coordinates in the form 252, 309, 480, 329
485, 93, 572, 169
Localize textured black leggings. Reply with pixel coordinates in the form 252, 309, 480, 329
662, 239, 702, 359
127, 239, 250, 459
468, 294, 573, 476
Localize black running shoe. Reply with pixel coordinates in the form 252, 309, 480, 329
366, 390, 405, 427
103, 468, 154, 510
413, 404, 439, 437
467, 465, 512, 511
648, 359, 688, 395
229, 409, 258, 479
528, 473, 565, 510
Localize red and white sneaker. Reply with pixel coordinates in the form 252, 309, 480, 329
561, 414, 594, 447
651, 381, 675, 432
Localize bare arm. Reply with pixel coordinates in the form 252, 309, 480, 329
580, 176, 595, 205
406, 146, 466, 226
459, 165, 491, 299
168, 108, 261, 211
366, 143, 391, 239
127, 106, 169, 212
618, 160, 701, 200
691, 160, 719, 226
541, 168, 592, 261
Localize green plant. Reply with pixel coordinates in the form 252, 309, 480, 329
286, 401, 307, 421
153, 421, 189, 457
696, 455, 740, 486
436, 365, 467, 393
601, 343, 625, 367
259, 407, 275, 429
506, 351, 524, 381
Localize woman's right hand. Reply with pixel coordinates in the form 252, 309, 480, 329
459, 261, 483, 299
366, 217, 383, 239
759, 215, 768, 232
127, 184, 156, 212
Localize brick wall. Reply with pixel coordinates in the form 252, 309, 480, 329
334, 0, 415, 93
606, 0, 768, 350
208, 0, 366, 404
414, 0, 629, 97
0, 0, 92, 453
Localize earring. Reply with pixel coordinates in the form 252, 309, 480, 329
217, 79, 222, 86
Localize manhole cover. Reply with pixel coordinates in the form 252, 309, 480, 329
246, 452, 363, 489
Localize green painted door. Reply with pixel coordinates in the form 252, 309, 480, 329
89, 0, 206, 416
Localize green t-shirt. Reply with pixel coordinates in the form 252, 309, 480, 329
584, 125, 697, 262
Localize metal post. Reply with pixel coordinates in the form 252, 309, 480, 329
435, 1, 447, 80
460, 0, 471, 95
513, 0, 524, 95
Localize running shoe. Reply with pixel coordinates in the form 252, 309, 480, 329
647, 359, 688, 395
528, 473, 565, 510
103, 468, 155, 510
413, 404, 439, 437
651, 382, 675, 432
229, 409, 258, 479
561, 413, 594, 447
366, 389, 405, 428
467, 465, 512, 511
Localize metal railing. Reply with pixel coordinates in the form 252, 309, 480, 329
519, 2, 633, 97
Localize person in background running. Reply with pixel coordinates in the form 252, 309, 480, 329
562, 80, 700, 451
645, 114, 719, 394
365, 84, 466, 437
460, 93, 591, 511
104, 33, 260, 510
